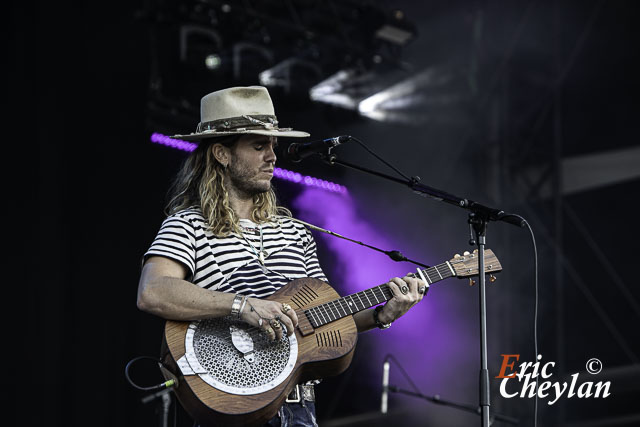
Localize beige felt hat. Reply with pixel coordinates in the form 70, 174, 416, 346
171, 86, 310, 141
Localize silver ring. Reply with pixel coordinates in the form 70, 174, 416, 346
419, 286, 427, 295
400, 285, 409, 295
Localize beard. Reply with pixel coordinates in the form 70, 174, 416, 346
226, 157, 271, 197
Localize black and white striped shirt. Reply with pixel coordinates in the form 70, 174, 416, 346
145, 207, 327, 297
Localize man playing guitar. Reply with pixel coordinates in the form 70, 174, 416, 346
137, 86, 426, 426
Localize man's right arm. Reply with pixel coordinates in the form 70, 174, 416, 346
137, 256, 236, 321
136, 255, 298, 339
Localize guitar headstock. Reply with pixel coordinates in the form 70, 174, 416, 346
449, 249, 502, 278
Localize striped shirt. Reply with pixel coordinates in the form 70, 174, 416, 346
145, 207, 327, 297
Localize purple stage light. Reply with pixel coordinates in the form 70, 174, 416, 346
274, 167, 347, 194
150, 132, 197, 152
150, 133, 348, 195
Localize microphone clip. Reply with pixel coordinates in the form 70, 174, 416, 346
286, 135, 351, 163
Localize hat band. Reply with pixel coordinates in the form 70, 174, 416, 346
196, 114, 279, 133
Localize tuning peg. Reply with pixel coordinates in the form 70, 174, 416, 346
454, 253, 461, 259
489, 274, 497, 283
463, 251, 470, 256
469, 278, 476, 286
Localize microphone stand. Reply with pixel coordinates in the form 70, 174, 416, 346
320, 152, 524, 427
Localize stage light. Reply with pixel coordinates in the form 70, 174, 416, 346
204, 54, 221, 70
150, 132, 197, 152
358, 66, 461, 124
310, 65, 412, 119
309, 70, 361, 110
259, 58, 322, 93
179, 25, 222, 65
374, 9, 416, 46
375, 24, 415, 46
274, 168, 347, 194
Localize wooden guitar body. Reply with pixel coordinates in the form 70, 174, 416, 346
161, 277, 358, 427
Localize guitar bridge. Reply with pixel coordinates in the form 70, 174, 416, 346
296, 310, 315, 336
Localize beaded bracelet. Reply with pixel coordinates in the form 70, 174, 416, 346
373, 305, 392, 330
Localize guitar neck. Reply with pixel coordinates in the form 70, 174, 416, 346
304, 261, 455, 328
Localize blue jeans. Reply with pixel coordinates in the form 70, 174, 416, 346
264, 402, 318, 427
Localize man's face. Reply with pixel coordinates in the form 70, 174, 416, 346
225, 135, 277, 196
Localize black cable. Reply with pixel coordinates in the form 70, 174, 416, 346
349, 136, 413, 181
384, 353, 422, 395
125, 355, 176, 391
506, 214, 539, 427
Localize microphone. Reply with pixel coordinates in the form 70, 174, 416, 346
285, 135, 351, 162
381, 359, 390, 414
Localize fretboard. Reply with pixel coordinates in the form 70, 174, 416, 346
304, 261, 455, 328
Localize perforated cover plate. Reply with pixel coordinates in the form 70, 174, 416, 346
182, 316, 298, 395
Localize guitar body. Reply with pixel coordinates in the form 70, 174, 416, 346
161, 277, 358, 427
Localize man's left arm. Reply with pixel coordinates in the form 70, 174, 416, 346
353, 276, 425, 332
301, 227, 425, 333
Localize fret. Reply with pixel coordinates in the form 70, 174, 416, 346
416, 268, 428, 285
344, 296, 356, 313
338, 298, 349, 316
377, 285, 390, 302
329, 300, 343, 319
355, 292, 366, 310
335, 298, 348, 316
445, 261, 455, 276
442, 263, 452, 278
307, 307, 318, 326
313, 305, 328, 325
320, 303, 335, 322
333, 303, 341, 320
428, 269, 439, 283
434, 265, 443, 280
362, 289, 374, 307
440, 263, 452, 279
317, 304, 330, 323
348, 294, 360, 312
371, 288, 381, 304
421, 269, 431, 284
381, 285, 393, 300
306, 309, 319, 327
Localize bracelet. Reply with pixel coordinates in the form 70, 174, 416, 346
230, 294, 243, 317
373, 305, 392, 330
238, 296, 248, 318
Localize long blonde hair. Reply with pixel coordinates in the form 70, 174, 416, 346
166, 135, 290, 236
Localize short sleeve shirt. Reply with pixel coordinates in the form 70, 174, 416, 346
144, 207, 327, 297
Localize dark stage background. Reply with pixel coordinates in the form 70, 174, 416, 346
9, 1, 640, 426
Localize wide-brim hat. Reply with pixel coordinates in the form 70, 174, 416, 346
171, 86, 310, 141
